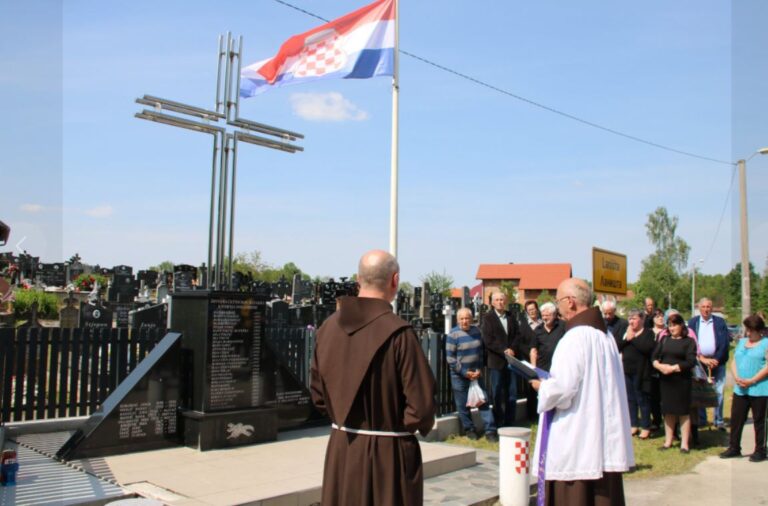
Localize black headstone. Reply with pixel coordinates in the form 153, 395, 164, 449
56, 332, 183, 459
137, 270, 159, 289
129, 303, 168, 331
269, 300, 291, 327
37, 262, 66, 287
111, 302, 133, 328
80, 302, 113, 329
173, 265, 197, 292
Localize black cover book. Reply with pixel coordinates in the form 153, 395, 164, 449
505, 355, 550, 380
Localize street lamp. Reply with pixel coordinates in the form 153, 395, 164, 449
691, 258, 704, 317
738, 147, 768, 321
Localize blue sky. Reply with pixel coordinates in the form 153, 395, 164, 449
2, 1, 767, 288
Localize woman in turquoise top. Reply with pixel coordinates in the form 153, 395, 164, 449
720, 315, 768, 462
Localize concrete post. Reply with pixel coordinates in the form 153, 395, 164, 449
498, 427, 531, 506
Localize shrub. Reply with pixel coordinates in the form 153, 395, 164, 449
13, 289, 60, 319
74, 273, 109, 291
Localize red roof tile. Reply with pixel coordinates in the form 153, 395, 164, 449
475, 264, 572, 290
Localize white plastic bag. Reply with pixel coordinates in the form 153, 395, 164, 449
466, 379, 486, 408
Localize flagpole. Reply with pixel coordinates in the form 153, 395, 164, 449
389, 0, 399, 259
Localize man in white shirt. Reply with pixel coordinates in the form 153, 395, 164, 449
531, 278, 634, 506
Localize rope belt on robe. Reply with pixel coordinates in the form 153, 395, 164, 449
331, 423, 412, 437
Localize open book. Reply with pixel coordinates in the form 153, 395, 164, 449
505, 355, 550, 380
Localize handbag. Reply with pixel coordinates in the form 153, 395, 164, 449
466, 379, 486, 408
690, 363, 718, 408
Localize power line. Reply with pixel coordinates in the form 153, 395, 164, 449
270, 0, 733, 166
702, 164, 737, 265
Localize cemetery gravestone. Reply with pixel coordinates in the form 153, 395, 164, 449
129, 303, 168, 332
60, 292, 80, 329
37, 262, 66, 287
80, 301, 113, 330
173, 265, 197, 292
137, 270, 159, 290
269, 300, 290, 328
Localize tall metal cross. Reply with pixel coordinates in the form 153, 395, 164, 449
135, 33, 303, 290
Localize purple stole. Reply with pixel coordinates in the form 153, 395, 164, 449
537, 409, 554, 506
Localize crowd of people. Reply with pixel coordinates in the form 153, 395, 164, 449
310, 249, 766, 505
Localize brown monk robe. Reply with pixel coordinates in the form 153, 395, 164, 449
310, 296, 437, 505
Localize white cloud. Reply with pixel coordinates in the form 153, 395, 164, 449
84, 205, 114, 218
20, 203, 44, 213
290, 92, 369, 122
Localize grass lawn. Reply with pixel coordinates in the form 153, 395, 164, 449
444, 385, 733, 480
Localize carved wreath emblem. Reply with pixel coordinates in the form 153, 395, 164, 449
226, 422, 255, 439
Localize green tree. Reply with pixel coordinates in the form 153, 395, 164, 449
645, 207, 690, 271
150, 260, 174, 273
536, 289, 554, 306
499, 281, 518, 304
398, 281, 414, 296
420, 270, 454, 297
633, 207, 691, 311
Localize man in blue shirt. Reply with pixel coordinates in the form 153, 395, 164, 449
446, 307, 497, 441
688, 297, 730, 429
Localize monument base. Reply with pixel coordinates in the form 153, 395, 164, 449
181, 407, 278, 451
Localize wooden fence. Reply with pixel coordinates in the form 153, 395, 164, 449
0, 327, 164, 423
0, 326, 466, 424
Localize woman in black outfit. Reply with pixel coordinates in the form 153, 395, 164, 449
617, 309, 657, 439
652, 313, 698, 452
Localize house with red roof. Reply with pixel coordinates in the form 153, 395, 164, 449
475, 263, 572, 304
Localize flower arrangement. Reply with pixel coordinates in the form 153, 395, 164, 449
74, 273, 108, 291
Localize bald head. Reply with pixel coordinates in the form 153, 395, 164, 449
556, 278, 592, 320
357, 249, 399, 299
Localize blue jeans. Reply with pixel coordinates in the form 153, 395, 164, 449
490, 367, 517, 426
625, 373, 651, 429
451, 375, 496, 434
699, 364, 726, 427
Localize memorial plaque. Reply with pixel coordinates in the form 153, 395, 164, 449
56, 332, 183, 459
60, 293, 80, 329
206, 294, 266, 411
170, 291, 318, 448
80, 302, 113, 329
292, 305, 314, 327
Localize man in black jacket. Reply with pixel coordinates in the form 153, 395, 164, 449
481, 291, 521, 427
602, 300, 628, 341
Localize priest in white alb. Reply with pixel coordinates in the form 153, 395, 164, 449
530, 278, 634, 506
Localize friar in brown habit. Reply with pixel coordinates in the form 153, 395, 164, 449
310, 250, 437, 505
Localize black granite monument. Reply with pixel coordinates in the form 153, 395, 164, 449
57, 332, 183, 459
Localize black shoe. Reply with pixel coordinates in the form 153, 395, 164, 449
749, 452, 766, 463
680, 448, 690, 454
485, 432, 499, 443
716, 425, 727, 432
466, 431, 479, 440
658, 445, 671, 451
719, 448, 741, 459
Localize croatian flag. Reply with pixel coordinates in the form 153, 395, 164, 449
240, 0, 395, 97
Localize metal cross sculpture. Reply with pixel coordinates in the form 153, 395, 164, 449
135, 34, 303, 290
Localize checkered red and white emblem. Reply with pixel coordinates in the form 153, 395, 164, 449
514, 440, 530, 474
295, 34, 348, 78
